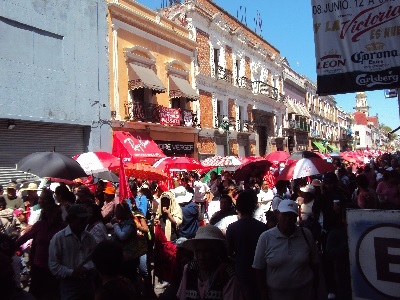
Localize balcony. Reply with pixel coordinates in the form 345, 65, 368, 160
237, 76, 253, 91
252, 81, 279, 100
216, 66, 233, 84
288, 120, 310, 132
125, 101, 199, 127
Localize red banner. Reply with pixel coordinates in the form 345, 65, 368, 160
160, 107, 181, 126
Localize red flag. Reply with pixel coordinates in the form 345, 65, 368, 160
119, 157, 132, 202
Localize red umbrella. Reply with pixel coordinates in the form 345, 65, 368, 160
233, 158, 272, 182
124, 162, 169, 181
277, 157, 336, 181
73, 151, 120, 174
265, 151, 290, 163
153, 157, 204, 172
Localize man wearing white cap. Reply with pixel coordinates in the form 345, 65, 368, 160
253, 200, 319, 300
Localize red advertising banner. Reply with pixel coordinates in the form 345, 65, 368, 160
160, 107, 181, 126
312, 1, 400, 95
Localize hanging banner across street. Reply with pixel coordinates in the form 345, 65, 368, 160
312, 0, 400, 95
347, 209, 400, 299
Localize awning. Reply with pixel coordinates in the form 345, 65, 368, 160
112, 131, 166, 164
312, 141, 326, 153
128, 63, 166, 93
287, 100, 300, 114
327, 144, 340, 152
169, 75, 199, 101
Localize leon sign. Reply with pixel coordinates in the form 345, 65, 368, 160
312, 1, 400, 95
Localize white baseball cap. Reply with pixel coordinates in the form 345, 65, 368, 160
278, 199, 299, 215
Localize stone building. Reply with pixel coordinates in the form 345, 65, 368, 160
0, 0, 109, 183
107, 0, 199, 160
353, 92, 380, 150
282, 58, 310, 152
160, 0, 285, 159
304, 78, 339, 153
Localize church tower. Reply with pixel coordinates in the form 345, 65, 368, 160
353, 92, 370, 116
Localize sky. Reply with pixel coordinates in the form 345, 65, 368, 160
137, 0, 400, 130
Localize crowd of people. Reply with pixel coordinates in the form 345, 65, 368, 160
0, 151, 399, 300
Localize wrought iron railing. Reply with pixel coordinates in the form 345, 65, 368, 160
125, 101, 199, 127
236, 76, 252, 91
216, 66, 233, 84
252, 81, 279, 100
288, 120, 310, 132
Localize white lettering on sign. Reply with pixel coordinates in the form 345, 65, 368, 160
124, 136, 150, 153
357, 224, 400, 298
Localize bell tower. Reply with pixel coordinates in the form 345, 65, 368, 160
353, 92, 370, 116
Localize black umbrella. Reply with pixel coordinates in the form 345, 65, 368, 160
17, 152, 87, 180
93, 171, 119, 182
287, 151, 321, 161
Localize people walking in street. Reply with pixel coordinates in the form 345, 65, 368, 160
253, 200, 319, 300
4, 183, 23, 210
111, 202, 140, 285
16, 204, 65, 299
209, 195, 237, 226
154, 191, 182, 242
178, 225, 244, 300
101, 186, 116, 224
226, 189, 267, 300
92, 240, 137, 300
48, 204, 97, 300
174, 186, 198, 239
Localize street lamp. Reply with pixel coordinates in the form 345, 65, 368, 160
218, 116, 230, 156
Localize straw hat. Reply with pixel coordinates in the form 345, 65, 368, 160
22, 183, 40, 191
182, 225, 227, 251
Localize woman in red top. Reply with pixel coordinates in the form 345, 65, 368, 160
16, 190, 65, 299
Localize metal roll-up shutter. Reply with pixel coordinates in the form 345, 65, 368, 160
0, 119, 88, 168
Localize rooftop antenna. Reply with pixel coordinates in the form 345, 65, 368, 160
237, 6, 247, 26
254, 10, 262, 36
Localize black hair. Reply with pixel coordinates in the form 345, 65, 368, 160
92, 240, 123, 277
115, 202, 133, 221
355, 174, 369, 189
235, 189, 258, 215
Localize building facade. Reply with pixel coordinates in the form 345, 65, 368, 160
305, 78, 340, 153
352, 92, 380, 150
161, 0, 286, 159
0, 0, 110, 182
282, 59, 310, 152
108, 0, 199, 160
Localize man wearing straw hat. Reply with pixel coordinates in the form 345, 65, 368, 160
177, 225, 244, 300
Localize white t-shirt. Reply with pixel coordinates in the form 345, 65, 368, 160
258, 189, 274, 203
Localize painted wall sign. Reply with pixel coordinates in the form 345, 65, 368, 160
347, 209, 400, 299
312, 1, 400, 95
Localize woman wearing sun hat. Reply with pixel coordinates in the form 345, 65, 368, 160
177, 225, 244, 300
253, 200, 319, 300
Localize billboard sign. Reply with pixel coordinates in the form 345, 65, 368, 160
312, 1, 400, 95
347, 209, 400, 299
